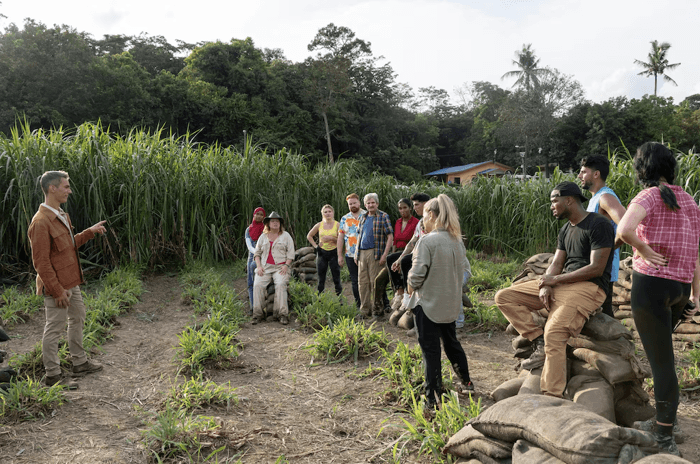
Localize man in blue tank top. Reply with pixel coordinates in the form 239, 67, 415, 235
578, 155, 627, 317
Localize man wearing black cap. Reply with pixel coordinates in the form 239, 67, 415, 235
495, 181, 614, 398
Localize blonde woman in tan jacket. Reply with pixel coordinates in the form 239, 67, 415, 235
407, 194, 473, 409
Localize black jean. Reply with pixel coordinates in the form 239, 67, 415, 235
317, 248, 342, 295
345, 255, 360, 308
631, 271, 690, 424
386, 252, 413, 290
414, 305, 471, 402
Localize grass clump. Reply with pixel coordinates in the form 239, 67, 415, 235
0, 378, 68, 422
0, 286, 44, 326
293, 289, 356, 330
384, 391, 482, 463
463, 288, 508, 332
141, 406, 240, 463
306, 317, 391, 364
361, 342, 424, 407
176, 261, 246, 375
466, 250, 520, 292
163, 376, 238, 413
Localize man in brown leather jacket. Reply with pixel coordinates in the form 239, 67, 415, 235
27, 171, 107, 388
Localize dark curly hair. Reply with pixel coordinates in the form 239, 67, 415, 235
634, 142, 679, 211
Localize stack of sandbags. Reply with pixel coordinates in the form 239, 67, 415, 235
494, 311, 655, 426
388, 291, 473, 331
445, 395, 674, 464
291, 246, 318, 285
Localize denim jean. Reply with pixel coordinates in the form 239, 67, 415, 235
317, 248, 342, 295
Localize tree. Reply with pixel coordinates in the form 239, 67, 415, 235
501, 44, 551, 91
634, 40, 680, 96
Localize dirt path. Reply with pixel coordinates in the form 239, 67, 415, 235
1, 276, 699, 463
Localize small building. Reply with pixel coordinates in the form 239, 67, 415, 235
426, 161, 514, 185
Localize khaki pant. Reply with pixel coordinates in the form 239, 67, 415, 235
43, 285, 88, 376
358, 249, 383, 317
253, 264, 290, 319
495, 279, 605, 397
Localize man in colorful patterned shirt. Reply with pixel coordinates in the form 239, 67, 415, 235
337, 193, 365, 308
578, 156, 626, 317
354, 193, 394, 319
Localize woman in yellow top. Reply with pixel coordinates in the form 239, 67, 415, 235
307, 204, 343, 295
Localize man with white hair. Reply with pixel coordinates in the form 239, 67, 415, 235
355, 193, 393, 319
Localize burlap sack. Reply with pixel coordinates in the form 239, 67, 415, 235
572, 348, 640, 384
295, 246, 315, 258
511, 439, 566, 464
388, 308, 405, 326
468, 395, 657, 464
491, 370, 528, 402
518, 367, 542, 395
565, 375, 615, 423
298, 253, 316, 264
633, 454, 694, 463
675, 322, 700, 334
443, 424, 512, 460
397, 311, 414, 330
570, 359, 604, 379
512, 335, 532, 350
614, 395, 656, 428
580, 313, 633, 341
673, 333, 700, 343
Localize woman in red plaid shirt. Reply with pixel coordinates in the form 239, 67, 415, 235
617, 142, 700, 456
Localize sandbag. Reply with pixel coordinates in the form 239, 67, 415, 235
565, 375, 615, 423
511, 439, 566, 464
462, 293, 473, 308
297, 253, 316, 264
570, 359, 604, 379
443, 424, 512, 460
512, 335, 532, 350
615, 310, 632, 320
674, 322, 700, 334
518, 367, 542, 395
468, 394, 657, 464
397, 311, 414, 330
295, 246, 315, 258
526, 253, 554, 264
572, 348, 640, 384
389, 308, 405, 326
614, 395, 655, 428
491, 370, 528, 402
580, 312, 633, 341
505, 323, 519, 336
514, 345, 534, 359
633, 454, 694, 463
673, 333, 700, 343
567, 334, 635, 356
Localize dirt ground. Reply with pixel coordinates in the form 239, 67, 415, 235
1, 275, 699, 464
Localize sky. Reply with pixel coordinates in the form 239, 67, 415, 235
2, 0, 699, 105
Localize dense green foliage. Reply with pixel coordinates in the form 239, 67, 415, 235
1, 19, 698, 182
4, 123, 700, 277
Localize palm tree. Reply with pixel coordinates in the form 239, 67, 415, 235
501, 44, 551, 91
634, 40, 680, 96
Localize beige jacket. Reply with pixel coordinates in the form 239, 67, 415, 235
408, 229, 469, 323
254, 231, 295, 267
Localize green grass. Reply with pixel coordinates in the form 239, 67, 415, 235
163, 376, 238, 413
0, 286, 44, 326
0, 378, 69, 422
306, 317, 391, 365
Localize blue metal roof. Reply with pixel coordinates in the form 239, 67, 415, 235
426, 162, 489, 176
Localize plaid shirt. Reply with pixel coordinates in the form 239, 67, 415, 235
355, 210, 393, 260
631, 185, 700, 283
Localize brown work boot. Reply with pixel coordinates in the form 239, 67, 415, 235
72, 360, 103, 376
44, 373, 79, 390
279, 315, 289, 325
520, 336, 545, 371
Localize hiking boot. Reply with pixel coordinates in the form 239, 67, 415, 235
251, 316, 262, 325
72, 360, 103, 376
634, 418, 684, 444
406, 328, 417, 338
654, 425, 682, 456
44, 374, 78, 390
279, 315, 289, 325
520, 336, 545, 371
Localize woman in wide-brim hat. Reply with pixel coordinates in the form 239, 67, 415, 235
252, 211, 295, 325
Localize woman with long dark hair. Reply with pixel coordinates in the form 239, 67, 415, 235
616, 142, 700, 456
